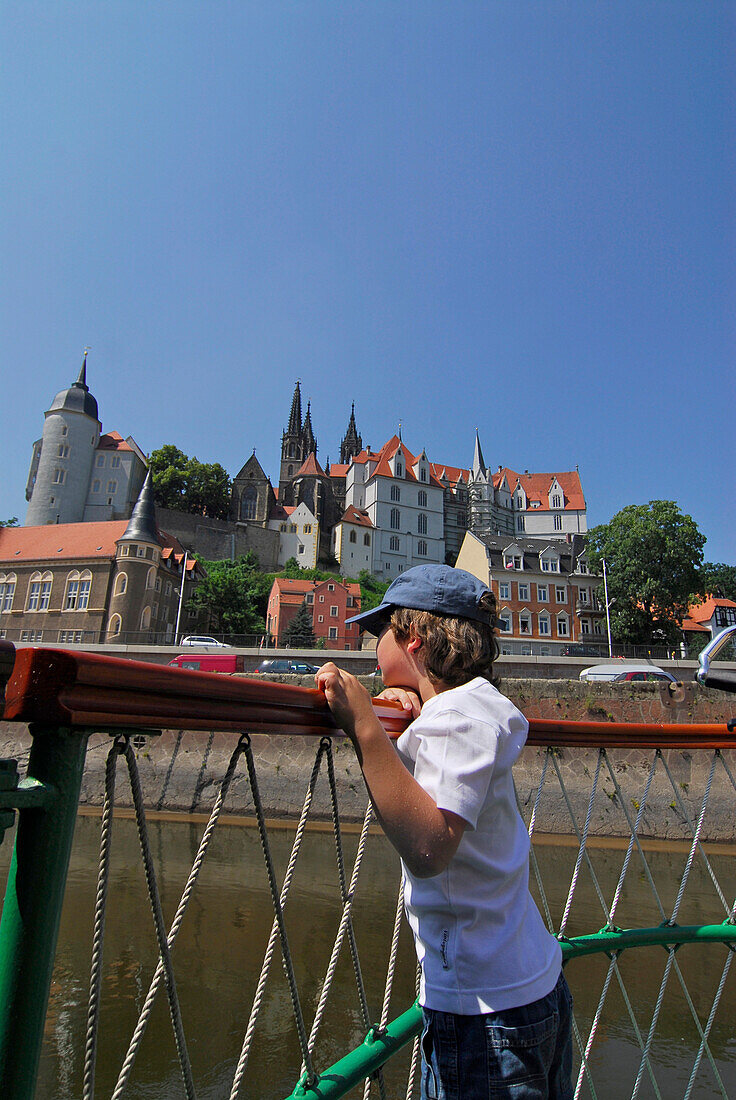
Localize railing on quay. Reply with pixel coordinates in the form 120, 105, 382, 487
0, 640, 735, 1099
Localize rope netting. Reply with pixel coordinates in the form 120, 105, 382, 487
77, 732, 735, 1100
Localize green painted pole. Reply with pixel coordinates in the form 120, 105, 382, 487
0, 723, 89, 1100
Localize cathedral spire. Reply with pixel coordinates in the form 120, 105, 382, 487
302, 400, 317, 455
339, 401, 363, 465
287, 381, 302, 436
472, 430, 487, 478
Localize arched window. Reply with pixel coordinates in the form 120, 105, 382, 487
107, 614, 122, 638
146, 567, 156, 590
78, 570, 91, 609
390, 484, 401, 502
417, 540, 428, 557
0, 573, 16, 612
389, 536, 400, 552
418, 490, 427, 507
27, 571, 52, 612
556, 613, 569, 637
363, 533, 370, 546
417, 513, 427, 535
349, 530, 357, 543
390, 508, 400, 530
140, 606, 152, 631
114, 572, 128, 596
240, 487, 258, 521
64, 570, 80, 610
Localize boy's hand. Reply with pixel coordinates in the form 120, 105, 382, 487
315, 662, 377, 740
375, 686, 422, 722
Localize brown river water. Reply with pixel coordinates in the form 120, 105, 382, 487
2, 814, 735, 1099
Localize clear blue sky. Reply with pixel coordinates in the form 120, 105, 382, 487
2, 3, 733, 563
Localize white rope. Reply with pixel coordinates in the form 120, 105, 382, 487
683, 949, 734, 1100
555, 749, 610, 936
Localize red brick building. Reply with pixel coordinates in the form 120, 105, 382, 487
266, 577, 362, 650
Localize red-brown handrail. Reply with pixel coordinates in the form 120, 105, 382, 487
2, 646, 735, 749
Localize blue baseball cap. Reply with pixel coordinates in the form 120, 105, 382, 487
346, 564, 492, 636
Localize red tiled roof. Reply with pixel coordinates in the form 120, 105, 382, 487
329, 463, 350, 478
98, 431, 135, 452
684, 597, 736, 624
493, 468, 586, 511
0, 522, 187, 563
361, 436, 443, 488
295, 452, 326, 478
340, 505, 374, 528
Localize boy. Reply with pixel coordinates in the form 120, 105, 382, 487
316, 564, 573, 1100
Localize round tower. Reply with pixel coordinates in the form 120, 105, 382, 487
108, 472, 160, 642
25, 354, 101, 526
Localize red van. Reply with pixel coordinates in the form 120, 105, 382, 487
168, 653, 245, 674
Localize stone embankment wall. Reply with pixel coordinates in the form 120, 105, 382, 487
1, 678, 735, 840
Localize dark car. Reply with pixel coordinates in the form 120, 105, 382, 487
254, 658, 321, 675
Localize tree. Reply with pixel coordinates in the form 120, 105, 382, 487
149, 445, 231, 519
282, 599, 315, 648
587, 501, 706, 646
355, 570, 390, 614
698, 562, 736, 602
187, 553, 268, 637
0, 517, 18, 527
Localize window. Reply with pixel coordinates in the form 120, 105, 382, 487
21, 630, 43, 642
330, 606, 339, 617
328, 584, 335, 591
364, 533, 370, 546
417, 540, 428, 556
140, 607, 151, 630
541, 559, 550, 571
240, 487, 258, 521
53, 468, 66, 484
420, 466, 427, 482
106, 480, 117, 495
58, 630, 83, 643
137, 546, 146, 557
146, 567, 156, 590
554, 514, 563, 532
390, 484, 401, 502
306, 593, 314, 604
28, 572, 52, 611
389, 536, 400, 551
396, 463, 403, 477
61, 425, 68, 436
516, 515, 525, 532
418, 490, 427, 507
349, 530, 357, 543
417, 513, 427, 535
499, 582, 510, 601
519, 611, 531, 634
538, 614, 550, 636
537, 584, 548, 602
318, 614, 324, 623
578, 588, 589, 605
556, 614, 569, 637
64, 573, 79, 610
578, 560, 588, 574
289, 524, 297, 533
390, 508, 400, 530
518, 583, 529, 601
555, 586, 567, 603
329, 627, 338, 640
92, 480, 101, 493
304, 524, 312, 533
552, 494, 562, 508
498, 610, 511, 633
96, 455, 105, 467
165, 581, 172, 597
110, 455, 121, 468
319, 595, 324, 603
155, 577, 162, 592
0, 574, 16, 612
114, 573, 127, 596
280, 524, 286, 533
57, 443, 69, 458
580, 619, 590, 635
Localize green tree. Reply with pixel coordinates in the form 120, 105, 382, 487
187, 553, 267, 637
282, 599, 315, 648
698, 562, 736, 602
0, 517, 19, 527
149, 445, 232, 519
587, 501, 706, 646
355, 570, 390, 614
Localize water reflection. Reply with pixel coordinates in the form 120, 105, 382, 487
2, 815, 735, 1098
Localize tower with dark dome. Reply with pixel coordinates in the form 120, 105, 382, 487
25, 353, 102, 525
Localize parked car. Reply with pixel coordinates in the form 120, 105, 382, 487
169, 653, 245, 673
179, 635, 230, 648
579, 662, 677, 684
254, 658, 321, 675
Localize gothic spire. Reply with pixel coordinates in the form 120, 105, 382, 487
287, 381, 302, 436
339, 401, 363, 465
302, 400, 317, 455
472, 430, 487, 478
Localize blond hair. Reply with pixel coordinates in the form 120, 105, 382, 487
389, 591, 498, 688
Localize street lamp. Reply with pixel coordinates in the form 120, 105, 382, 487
601, 558, 615, 659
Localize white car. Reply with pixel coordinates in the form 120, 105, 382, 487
579, 662, 676, 684
179, 635, 230, 648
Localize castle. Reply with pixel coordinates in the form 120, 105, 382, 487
23, 364, 587, 580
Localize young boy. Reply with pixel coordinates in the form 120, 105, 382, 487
316, 564, 573, 1100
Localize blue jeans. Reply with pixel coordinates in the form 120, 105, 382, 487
420, 971, 573, 1100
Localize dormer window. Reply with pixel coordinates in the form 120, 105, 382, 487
420, 467, 427, 482
552, 493, 562, 508
396, 463, 403, 477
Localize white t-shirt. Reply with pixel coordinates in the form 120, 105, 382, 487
394, 676, 562, 1014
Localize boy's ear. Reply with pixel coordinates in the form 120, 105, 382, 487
407, 627, 422, 654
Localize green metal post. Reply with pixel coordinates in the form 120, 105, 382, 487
0, 723, 90, 1099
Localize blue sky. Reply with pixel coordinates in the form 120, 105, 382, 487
2, 3, 733, 563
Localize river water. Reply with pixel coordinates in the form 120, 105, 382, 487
3, 814, 735, 1099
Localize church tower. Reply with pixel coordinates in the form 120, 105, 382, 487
279, 382, 305, 496
25, 353, 101, 526
339, 403, 362, 465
